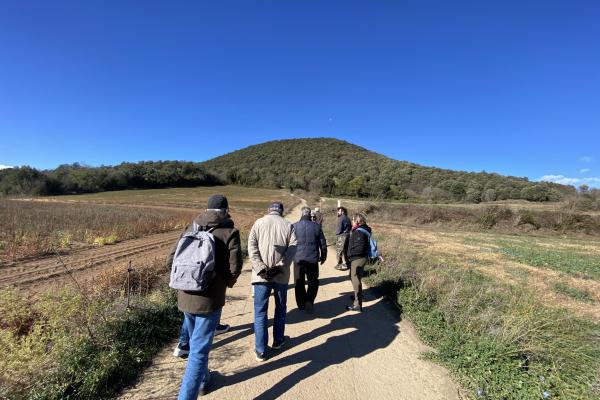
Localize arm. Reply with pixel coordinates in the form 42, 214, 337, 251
248, 223, 268, 272
226, 229, 243, 287
282, 227, 298, 266
318, 228, 327, 263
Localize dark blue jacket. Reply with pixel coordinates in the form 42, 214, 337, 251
293, 216, 327, 264
336, 214, 352, 235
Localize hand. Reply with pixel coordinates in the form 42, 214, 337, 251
320, 258, 326, 265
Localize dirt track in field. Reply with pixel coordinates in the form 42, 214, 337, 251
118, 201, 461, 400
0, 230, 179, 293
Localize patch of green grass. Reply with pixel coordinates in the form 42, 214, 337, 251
553, 282, 596, 304
495, 240, 600, 280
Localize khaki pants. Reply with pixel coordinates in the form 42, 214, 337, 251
349, 258, 367, 309
336, 233, 349, 267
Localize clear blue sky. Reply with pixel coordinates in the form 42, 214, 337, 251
1, 1, 599, 187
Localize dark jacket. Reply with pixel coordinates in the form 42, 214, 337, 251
166, 211, 243, 314
313, 211, 324, 226
336, 214, 351, 235
293, 216, 327, 264
346, 224, 372, 262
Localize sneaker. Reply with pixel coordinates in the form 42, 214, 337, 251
272, 338, 286, 350
305, 301, 314, 314
255, 350, 268, 362
215, 323, 230, 336
345, 305, 362, 312
173, 342, 189, 358
335, 264, 349, 271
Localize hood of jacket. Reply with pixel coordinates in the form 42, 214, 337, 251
193, 210, 234, 230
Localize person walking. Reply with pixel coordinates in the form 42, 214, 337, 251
335, 206, 351, 270
345, 213, 372, 312
293, 207, 327, 314
248, 202, 297, 362
166, 195, 243, 398
313, 207, 324, 226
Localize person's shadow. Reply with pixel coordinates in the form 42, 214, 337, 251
210, 289, 401, 399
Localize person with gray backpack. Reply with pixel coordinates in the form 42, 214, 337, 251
166, 195, 242, 399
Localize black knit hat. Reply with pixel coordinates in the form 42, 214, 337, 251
207, 194, 229, 210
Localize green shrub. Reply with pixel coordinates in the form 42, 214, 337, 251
517, 210, 540, 229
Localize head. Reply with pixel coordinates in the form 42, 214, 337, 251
301, 206, 312, 218
268, 201, 284, 216
314, 207, 320, 213
207, 194, 229, 217
352, 213, 367, 228
337, 207, 347, 216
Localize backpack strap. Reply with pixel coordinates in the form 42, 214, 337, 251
356, 227, 371, 237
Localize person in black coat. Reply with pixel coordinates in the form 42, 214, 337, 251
345, 213, 372, 312
293, 207, 327, 313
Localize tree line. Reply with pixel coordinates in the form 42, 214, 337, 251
0, 161, 220, 196
0, 138, 578, 202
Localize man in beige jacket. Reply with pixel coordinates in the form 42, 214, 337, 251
248, 201, 297, 361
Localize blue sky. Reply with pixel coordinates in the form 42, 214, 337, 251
0, 1, 599, 187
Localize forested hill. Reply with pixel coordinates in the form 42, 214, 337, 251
0, 138, 573, 202
203, 138, 572, 202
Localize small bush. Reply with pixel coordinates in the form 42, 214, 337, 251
517, 210, 541, 229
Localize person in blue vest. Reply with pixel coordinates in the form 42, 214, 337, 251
293, 207, 327, 314
344, 213, 372, 312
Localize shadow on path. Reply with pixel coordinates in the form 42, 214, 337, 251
210, 292, 400, 399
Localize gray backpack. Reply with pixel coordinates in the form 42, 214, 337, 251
169, 223, 217, 292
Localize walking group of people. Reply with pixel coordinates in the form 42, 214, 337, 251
166, 195, 375, 399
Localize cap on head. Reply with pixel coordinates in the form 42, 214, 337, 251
207, 194, 229, 210
269, 201, 284, 215
315, 207, 320, 212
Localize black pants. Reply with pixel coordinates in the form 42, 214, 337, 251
294, 261, 319, 309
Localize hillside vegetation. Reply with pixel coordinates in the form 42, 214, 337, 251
204, 138, 572, 202
0, 138, 577, 203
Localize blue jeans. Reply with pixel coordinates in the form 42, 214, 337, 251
178, 318, 189, 345
253, 282, 288, 354
177, 309, 222, 400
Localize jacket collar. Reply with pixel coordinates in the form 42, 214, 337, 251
194, 210, 234, 229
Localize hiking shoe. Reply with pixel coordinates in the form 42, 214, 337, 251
345, 305, 362, 312
305, 301, 314, 314
272, 338, 286, 350
255, 350, 268, 362
173, 342, 189, 358
215, 323, 230, 336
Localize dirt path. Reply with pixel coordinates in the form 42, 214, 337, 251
119, 202, 460, 400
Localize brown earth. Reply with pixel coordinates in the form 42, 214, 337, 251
0, 230, 179, 294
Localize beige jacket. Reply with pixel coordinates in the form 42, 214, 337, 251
248, 212, 297, 284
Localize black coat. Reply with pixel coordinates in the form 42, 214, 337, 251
336, 214, 352, 235
293, 216, 327, 264
346, 224, 372, 261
